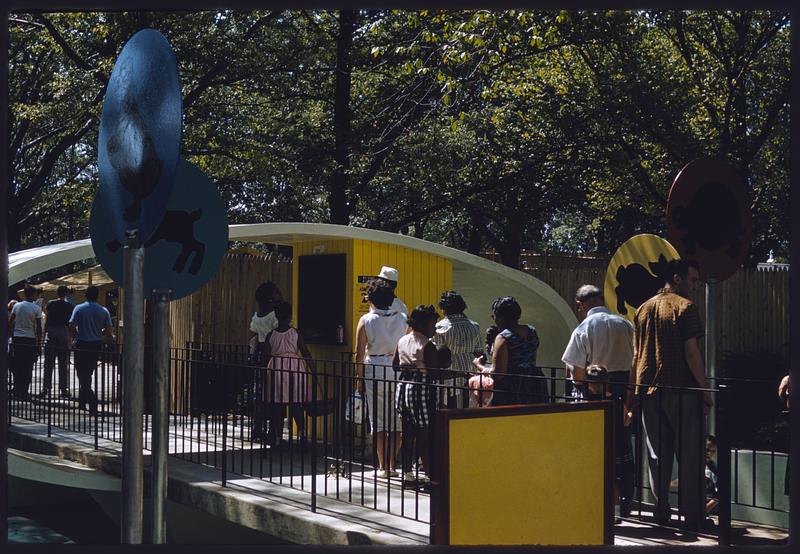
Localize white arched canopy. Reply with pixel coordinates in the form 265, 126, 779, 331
9, 223, 577, 367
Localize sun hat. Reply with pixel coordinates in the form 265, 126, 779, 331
378, 266, 399, 282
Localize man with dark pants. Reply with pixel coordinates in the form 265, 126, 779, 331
628, 259, 713, 532
69, 286, 114, 413
40, 285, 74, 398
562, 284, 635, 522
8, 285, 42, 400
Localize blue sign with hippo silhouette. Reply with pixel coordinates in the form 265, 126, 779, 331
97, 29, 182, 244
91, 160, 229, 300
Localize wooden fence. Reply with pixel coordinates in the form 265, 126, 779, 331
168, 250, 788, 366
170, 250, 293, 351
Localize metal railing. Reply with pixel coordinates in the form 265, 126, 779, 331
6, 342, 789, 543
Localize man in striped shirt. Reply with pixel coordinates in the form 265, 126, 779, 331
433, 291, 483, 408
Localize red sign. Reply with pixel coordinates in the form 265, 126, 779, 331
666, 158, 751, 281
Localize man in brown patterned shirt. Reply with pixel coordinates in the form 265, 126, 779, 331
628, 258, 713, 532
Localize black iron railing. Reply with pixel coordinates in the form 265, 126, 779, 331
6, 342, 789, 542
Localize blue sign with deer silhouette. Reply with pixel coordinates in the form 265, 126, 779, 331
91, 160, 229, 300
97, 29, 182, 244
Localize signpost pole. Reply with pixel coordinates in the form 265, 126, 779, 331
705, 277, 718, 435
151, 288, 172, 544
122, 231, 145, 544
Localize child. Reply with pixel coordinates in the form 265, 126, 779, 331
395, 305, 449, 484
262, 301, 315, 448
705, 435, 719, 514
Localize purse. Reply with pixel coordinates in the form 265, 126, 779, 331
345, 390, 368, 423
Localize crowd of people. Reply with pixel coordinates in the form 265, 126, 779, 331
247, 258, 737, 529
8, 284, 114, 412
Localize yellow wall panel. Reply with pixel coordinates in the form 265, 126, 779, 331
447, 409, 607, 545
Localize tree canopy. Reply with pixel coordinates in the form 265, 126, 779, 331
8, 9, 790, 267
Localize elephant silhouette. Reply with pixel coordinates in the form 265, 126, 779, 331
614, 255, 675, 316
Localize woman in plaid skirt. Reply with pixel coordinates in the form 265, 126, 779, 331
395, 305, 448, 484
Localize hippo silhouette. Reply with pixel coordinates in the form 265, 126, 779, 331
614, 255, 675, 316
106, 96, 164, 223
106, 209, 205, 275
671, 181, 744, 259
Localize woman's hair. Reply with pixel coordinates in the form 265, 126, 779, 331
255, 282, 279, 312
485, 325, 499, 352
273, 301, 292, 323
438, 290, 467, 314
408, 304, 438, 332
491, 296, 521, 322
364, 278, 394, 309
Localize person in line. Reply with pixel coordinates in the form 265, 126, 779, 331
627, 259, 712, 532
471, 296, 547, 405
433, 291, 482, 408
395, 305, 447, 484
704, 435, 719, 515
262, 301, 315, 448
40, 285, 74, 398
377, 266, 408, 317
355, 278, 408, 478
778, 374, 790, 504
8, 286, 42, 400
249, 282, 282, 363
69, 286, 114, 413
249, 282, 282, 441
562, 284, 635, 520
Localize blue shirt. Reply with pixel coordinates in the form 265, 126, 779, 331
70, 301, 112, 342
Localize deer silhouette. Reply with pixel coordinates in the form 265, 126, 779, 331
106, 209, 205, 275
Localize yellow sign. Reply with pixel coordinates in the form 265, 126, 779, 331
604, 234, 679, 321
439, 405, 610, 545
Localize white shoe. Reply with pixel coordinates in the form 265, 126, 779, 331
403, 471, 417, 483
376, 469, 390, 478
417, 474, 430, 484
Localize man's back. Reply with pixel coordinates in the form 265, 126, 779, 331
633, 290, 702, 390
11, 300, 42, 338
46, 299, 74, 328
563, 307, 633, 373
71, 301, 111, 342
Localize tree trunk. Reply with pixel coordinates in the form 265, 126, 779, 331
328, 10, 355, 225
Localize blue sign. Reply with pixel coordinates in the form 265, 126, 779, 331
97, 29, 182, 244
91, 160, 229, 300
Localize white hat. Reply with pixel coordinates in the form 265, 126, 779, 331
378, 266, 399, 282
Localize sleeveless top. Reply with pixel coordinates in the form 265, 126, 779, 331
500, 325, 541, 376
362, 307, 408, 357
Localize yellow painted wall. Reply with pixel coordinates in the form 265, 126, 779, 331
447, 409, 607, 545
351, 238, 452, 344
293, 237, 453, 361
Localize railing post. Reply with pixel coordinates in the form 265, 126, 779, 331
311, 366, 318, 513
221, 368, 228, 488
717, 384, 731, 546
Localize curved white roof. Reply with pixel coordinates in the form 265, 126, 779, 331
9, 223, 577, 366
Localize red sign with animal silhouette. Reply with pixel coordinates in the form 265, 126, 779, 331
666, 158, 752, 281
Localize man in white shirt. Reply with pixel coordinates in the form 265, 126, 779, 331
378, 266, 408, 316
8, 285, 43, 400
562, 284, 634, 520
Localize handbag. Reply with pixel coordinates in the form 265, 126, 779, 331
302, 373, 338, 417
345, 390, 368, 423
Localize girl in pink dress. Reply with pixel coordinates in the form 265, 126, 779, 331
263, 302, 315, 447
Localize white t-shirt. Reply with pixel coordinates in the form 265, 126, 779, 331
11, 300, 43, 339
250, 311, 279, 342
562, 306, 634, 373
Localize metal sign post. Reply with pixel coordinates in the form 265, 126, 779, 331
705, 278, 718, 435
122, 231, 145, 544
150, 288, 172, 544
